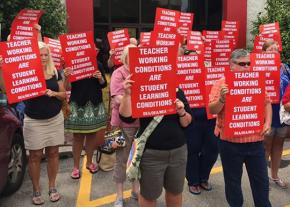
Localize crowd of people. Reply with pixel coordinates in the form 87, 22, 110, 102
0, 24, 289, 207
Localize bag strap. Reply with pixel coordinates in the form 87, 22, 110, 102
138, 116, 164, 139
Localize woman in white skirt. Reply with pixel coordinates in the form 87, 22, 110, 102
23, 42, 66, 205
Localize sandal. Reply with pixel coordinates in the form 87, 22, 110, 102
270, 177, 288, 189
86, 163, 99, 174
32, 191, 44, 205
200, 181, 212, 191
189, 185, 201, 195
49, 188, 61, 202
71, 168, 80, 179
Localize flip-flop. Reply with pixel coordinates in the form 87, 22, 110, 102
86, 163, 99, 174
200, 182, 213, 191
49, 188, 61, 202
71, 168, 81, 179
189, 185, 201, 195
32, 191, 44, 205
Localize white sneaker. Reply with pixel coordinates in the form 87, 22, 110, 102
114, 198, 124, 207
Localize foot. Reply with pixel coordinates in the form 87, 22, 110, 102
131, 191, 138, 200
270, 177, 288, 189
71, 168, 80, 179
48, 188, 61, 202
32, 191, 44, 205
200, 181, 212, 191
86, 163, 99, 174
189, 185, 201, 195
114, 198, 124, 207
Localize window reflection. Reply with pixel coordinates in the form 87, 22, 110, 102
94, 0, 109, 22
111, 0, 139, 23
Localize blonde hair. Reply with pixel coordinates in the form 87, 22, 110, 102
120, 44, 137, 66
38, 41, 56, 76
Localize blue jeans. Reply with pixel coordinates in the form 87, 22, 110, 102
218, 139, 271, 207
186, 119, 218, 186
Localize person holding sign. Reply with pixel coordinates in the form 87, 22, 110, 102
63, 55, 107, 179
110, 44, 140, 207
209, 49, 272, 207
262, 39, 290, 189
119, 78, 192, 206
22, 42, 66, 205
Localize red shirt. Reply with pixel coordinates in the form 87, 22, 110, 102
209, 77, 270, 143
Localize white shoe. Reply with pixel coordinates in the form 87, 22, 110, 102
114, 198, 124, 207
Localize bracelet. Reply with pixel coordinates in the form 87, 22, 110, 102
179, 112, 187, 117
219, 97, 225, 104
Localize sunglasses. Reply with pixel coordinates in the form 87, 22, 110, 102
234, 61, 251, 66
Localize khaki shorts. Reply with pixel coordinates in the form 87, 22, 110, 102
140, 144, 187, 200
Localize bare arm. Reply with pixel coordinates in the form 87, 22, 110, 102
45, 80, 66, 101
63, 67, 72, 91
284, 102, 290, 111
119, 75, 133, 117
261, 101, 272, 136
175, 99, 192, 127
209, 84, 228, 114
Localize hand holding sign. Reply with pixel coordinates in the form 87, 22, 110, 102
175, 99, 185, 116
123, 74, 134, 96
220, 84, 229, 102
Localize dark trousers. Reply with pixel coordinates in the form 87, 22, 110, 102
218, 139, 271, 207
186, 119, 218, 186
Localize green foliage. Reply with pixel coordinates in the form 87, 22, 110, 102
0, 0, 66, 41
251, 0, 290, 64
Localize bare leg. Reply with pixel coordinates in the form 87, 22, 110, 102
116, 182, 123, 200
270, 137, 285, 178
85, 132, 97, 166
264, 135, 273, 161
132, 180, 140, 195
165, 191, 182, 207
139, 194, 156, 207
28, 149, 43, 192
96, 129, 105, 147
73, 133, 85, 169
45, 146, 59, 189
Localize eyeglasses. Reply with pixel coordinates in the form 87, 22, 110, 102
233, 61, 251, 66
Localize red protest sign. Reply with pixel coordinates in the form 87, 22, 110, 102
202, 30, 225, 41
10, 9, 43, 41
107, 29, 130, 65
187, 31, 204, 54
0, 39, 46, 104
205, 66, 228, 119
178, 12, 194, 38
221, 20, 239, 45
211, 39, 234, 66
150, 31, 181, 47
251, 53, 281, 103
177, 54, 205, 108
223, 70, 265, 138
154, 7, 180, 33
259, 22, 282, 51
59, 31, 98, 82
129, 46, 178, 118
44, 37, 62, 70
139, 32, 152, 46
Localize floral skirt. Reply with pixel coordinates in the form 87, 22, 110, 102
65, 101, 107, 134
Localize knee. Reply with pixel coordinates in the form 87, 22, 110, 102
29, 151, 43, 163
46, 148, 59, 159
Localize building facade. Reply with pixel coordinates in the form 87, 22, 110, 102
66, 0, 263, 48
